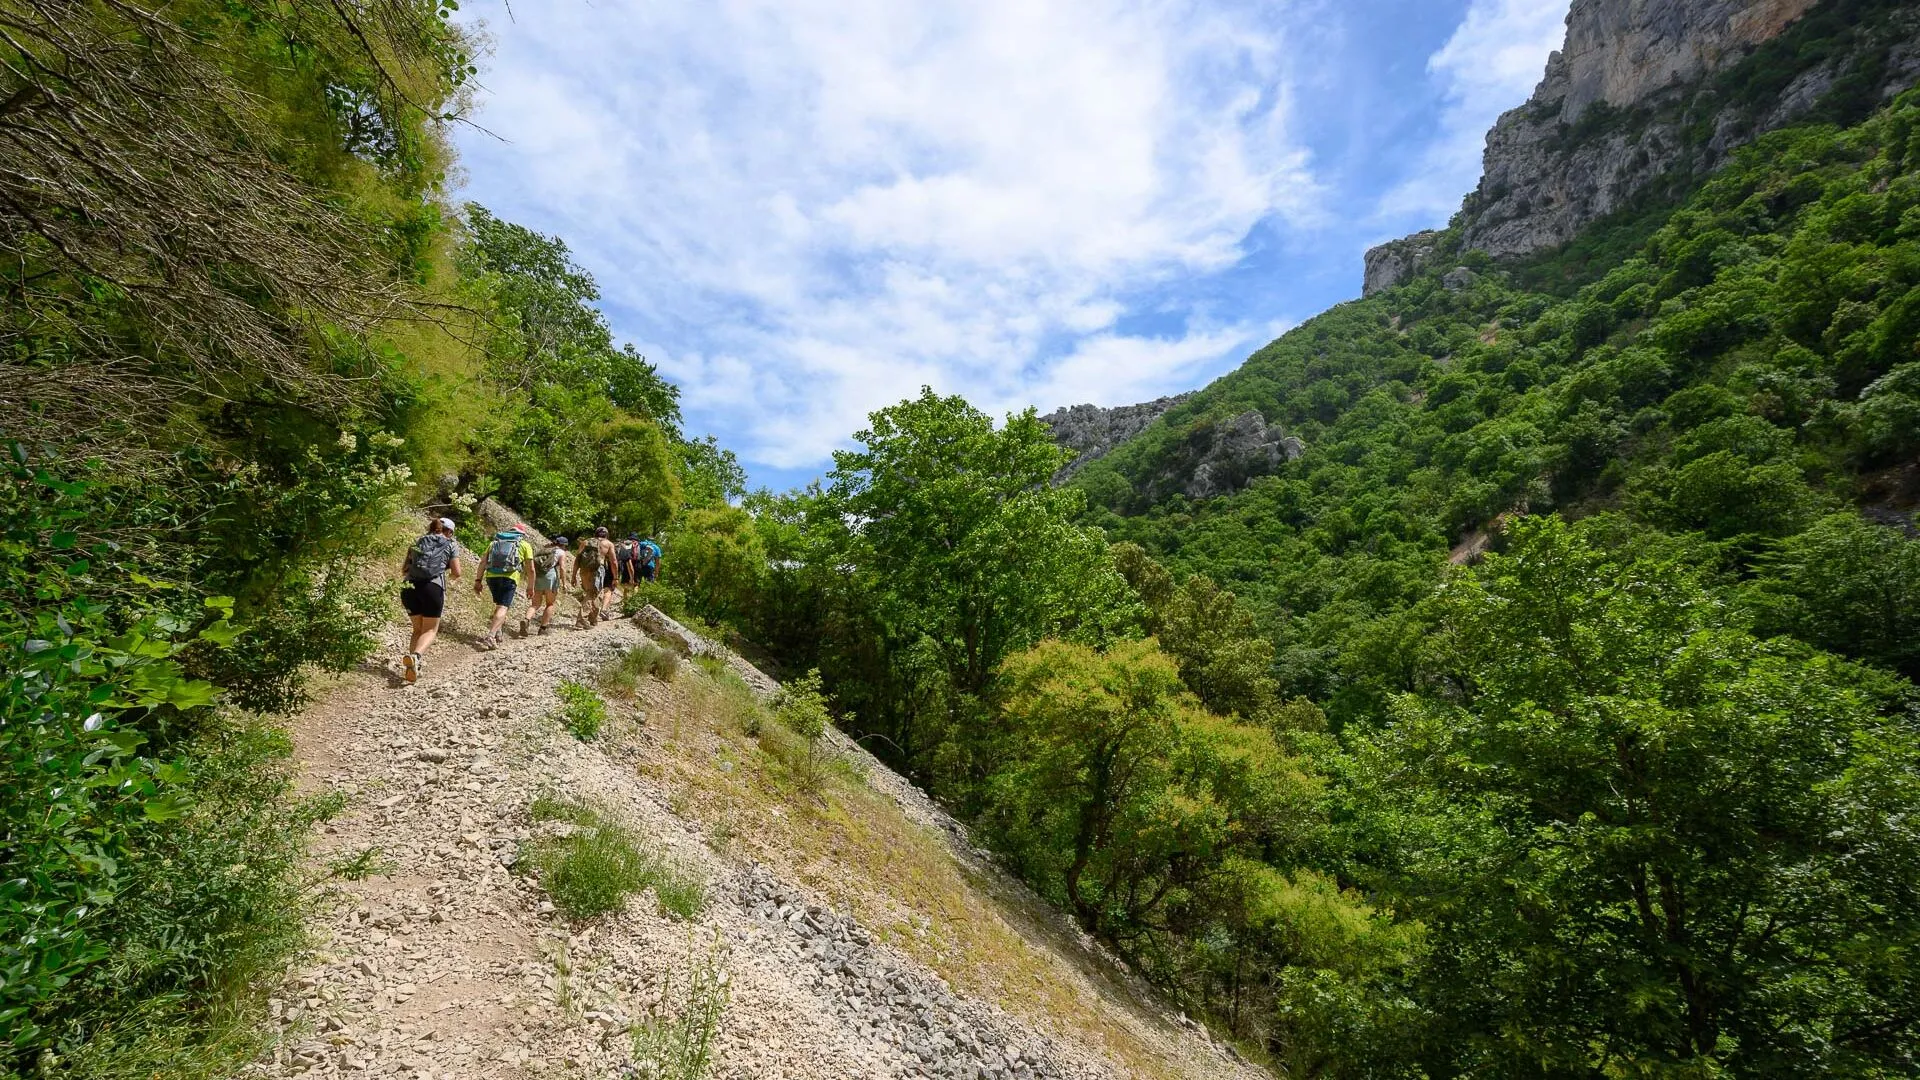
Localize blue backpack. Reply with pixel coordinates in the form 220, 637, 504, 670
486, 535, 522, 575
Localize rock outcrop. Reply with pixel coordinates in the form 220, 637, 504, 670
1552, 0, 1820, 124
1040, 394, 1193, 482
1363, 0, 1920, 293
1181, 411, 1305, 499
1362, 231, 1443, 298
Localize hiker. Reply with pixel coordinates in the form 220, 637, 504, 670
573, 526, 618, 624
528, 534, 568, 635
473, 523, 534, 649
639, 537, 663, 583
399, 516, 463, 684
614, 533, 645, 607
594, 527, 620, 618
571, 530, 610, 627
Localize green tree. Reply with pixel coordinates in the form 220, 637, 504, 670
982, 639, 1317, 955
1746, 512, 1920, 679
1352, 517, 1920, 1075
665, 506, 765, 628
820, 389, 1138, 776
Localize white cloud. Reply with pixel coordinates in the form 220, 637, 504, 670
1374, 0, 1570, 225
454, 0, 1318, 474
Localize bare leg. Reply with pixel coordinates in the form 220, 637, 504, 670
410, 615, 441, 655
489, 603, 510, 636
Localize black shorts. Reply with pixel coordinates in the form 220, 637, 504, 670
401, 579, 445, 618
617, 559, 640, 585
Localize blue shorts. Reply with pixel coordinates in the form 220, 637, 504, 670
486, 577, 517, 608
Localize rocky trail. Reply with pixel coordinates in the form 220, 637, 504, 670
246, 592, 1262, 1080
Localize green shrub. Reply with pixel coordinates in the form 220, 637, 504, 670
524, 800, 705, 921
0, 457, 326, 1071
772, 670, 832, 790
555, 679, 607, 741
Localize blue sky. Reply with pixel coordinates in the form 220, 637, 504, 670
451, 0, 1571, 492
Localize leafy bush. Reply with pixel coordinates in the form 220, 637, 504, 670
1745, 512, 1920, 679
772, 670, 831, 789
554, 680, 607, 741
1351, 517, 1920, 1074
0, 457, 322, 1073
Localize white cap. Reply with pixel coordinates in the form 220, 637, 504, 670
438, 517, 457, 532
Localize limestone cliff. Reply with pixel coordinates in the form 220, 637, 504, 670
1364, 0, 1920, 293
1041, 394, 1193, 482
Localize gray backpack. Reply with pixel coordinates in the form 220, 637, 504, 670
406, 534, 455, 582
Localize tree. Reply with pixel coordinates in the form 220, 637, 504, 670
600, 419, 679, 537
982, 639, 1316, 952
665, 506, 764, 627
679, 435, 747, 510
1746, 511, 1920, 679
1114, 542, 1284, 724
820, 389, 1139, 776
1353, 517, 1920, 1075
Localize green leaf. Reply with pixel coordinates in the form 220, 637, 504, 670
164, 680, 221, 710
197, 619, 243, 647
140, 797, 188, 823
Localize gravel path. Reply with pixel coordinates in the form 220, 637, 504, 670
247, 604, 1264, 1080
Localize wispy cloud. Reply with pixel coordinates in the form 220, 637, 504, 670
455, 0, 1318, 475
1374, 0, 1569, 227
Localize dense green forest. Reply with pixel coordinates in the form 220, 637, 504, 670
655, 82, 1920, 1077
0, 3, 719, 1073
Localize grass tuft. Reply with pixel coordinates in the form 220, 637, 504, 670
523, 798, 706, 921
630, 936, 729, 1080
599, 643, 682, 700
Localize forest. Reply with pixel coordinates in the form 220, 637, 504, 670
653, 83, 1920, 1077
5, 0, 1920, 1077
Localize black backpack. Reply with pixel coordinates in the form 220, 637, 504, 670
406, 534, 455, 582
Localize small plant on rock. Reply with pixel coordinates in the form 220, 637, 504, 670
555, 679, 607, 741
524, 798, 707, 921
598, 643, 681, 699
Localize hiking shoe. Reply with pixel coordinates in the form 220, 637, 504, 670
518, 616, 530, 637
402, 652, 417, 684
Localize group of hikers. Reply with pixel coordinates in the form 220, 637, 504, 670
395, 517, 663, 684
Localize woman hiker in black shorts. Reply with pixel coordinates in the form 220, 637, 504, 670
399, 516, 464, 684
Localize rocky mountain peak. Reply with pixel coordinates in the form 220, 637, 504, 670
1363, 0, 1920, 294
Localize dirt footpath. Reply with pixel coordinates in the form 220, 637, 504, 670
245, 605, 1264, 1080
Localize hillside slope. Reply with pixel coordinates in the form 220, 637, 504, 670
255, 597, 1257, 1079
1071, 81, 1920, 725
